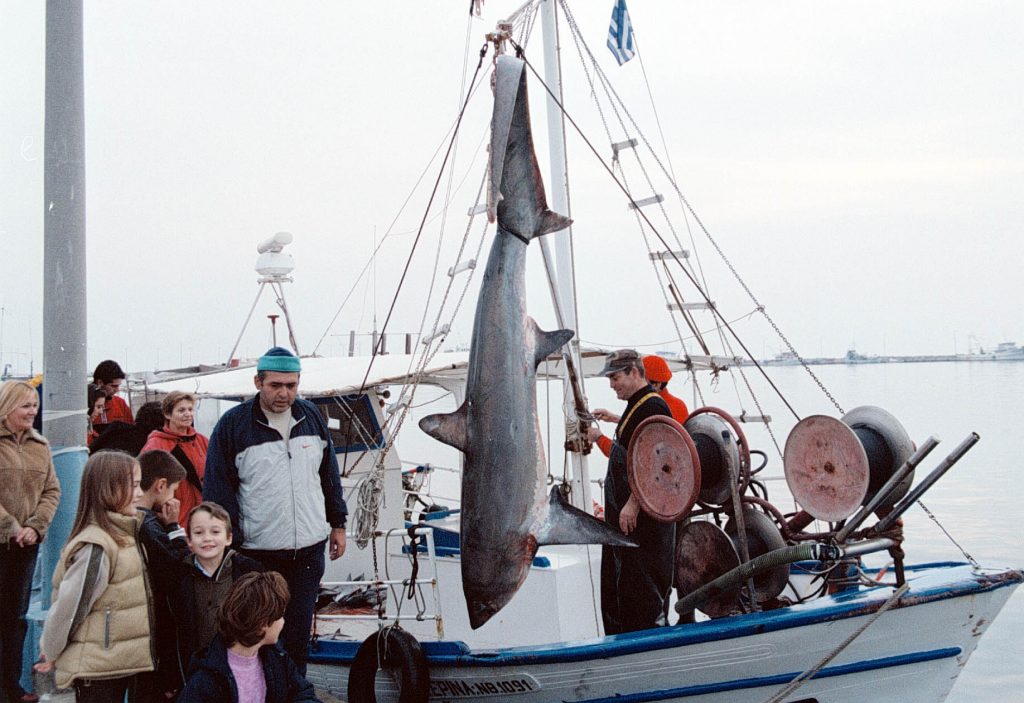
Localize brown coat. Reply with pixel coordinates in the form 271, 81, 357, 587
0, 423, 61, 542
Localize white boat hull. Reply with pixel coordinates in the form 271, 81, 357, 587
307, 563, 1020, 702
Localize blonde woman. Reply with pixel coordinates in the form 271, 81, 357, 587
0, 380, 61, 703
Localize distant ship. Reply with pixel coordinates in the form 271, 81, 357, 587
845, 347, 885, 364
993, 341, 1024, 360
959, 340, 1024, 361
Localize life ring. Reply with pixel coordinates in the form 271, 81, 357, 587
348, 627, 430, 703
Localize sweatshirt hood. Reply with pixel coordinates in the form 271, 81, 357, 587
149, 424, 198, 442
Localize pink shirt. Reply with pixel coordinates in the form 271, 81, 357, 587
227, 649, 266, 703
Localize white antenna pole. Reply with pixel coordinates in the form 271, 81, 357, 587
539, 0, 592, 511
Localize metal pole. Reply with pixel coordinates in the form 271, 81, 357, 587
539, 0, 591, 510
268, 314, 279, 346
875, 433, 981, 532
43, 0, 87, 447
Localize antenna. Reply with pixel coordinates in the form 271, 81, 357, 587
225, 233, 302, 366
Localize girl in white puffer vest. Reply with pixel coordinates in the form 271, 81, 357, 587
37, 451, 155, 702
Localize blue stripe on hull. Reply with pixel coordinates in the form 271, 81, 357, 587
574, 648, 960, 702
308, 563, 1020, 668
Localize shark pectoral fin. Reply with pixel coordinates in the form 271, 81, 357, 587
535, 487, 638, 548
419, 402, 469, 453
530, 320, 574, 367
537, 209, 573, 237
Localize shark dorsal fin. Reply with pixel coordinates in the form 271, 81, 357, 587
534, 487, 637, 548
418, 402, 469, 453
529, 319, 574, 368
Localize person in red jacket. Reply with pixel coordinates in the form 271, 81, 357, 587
92, 359, 134, 425
142, 391, 209, 520
590, 354, 689, 457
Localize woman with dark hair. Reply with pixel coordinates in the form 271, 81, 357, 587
141, 391, 209, 519
0, 380, 61, 703
86, 385, 106, 446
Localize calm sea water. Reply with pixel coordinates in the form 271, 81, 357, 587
405, 360, 1023, 700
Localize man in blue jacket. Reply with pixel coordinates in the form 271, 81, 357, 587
203, 347, 347, 672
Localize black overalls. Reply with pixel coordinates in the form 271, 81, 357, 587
601, 386, 676, 635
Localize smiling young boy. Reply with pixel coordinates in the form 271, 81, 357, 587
175, 502, 264, 683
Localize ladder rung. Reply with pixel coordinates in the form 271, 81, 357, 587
649, 249, 690, 261
627, 194, 664, 210
422, 324, 450, 345
447, 259, 476, 277
667, 302, 714, 311
611, 138, 638, 158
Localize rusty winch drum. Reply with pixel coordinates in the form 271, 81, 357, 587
841, 405, 915, 511
725, 507, 789, 604
674, 520, 740, 617
684, 412, 742, 507
626, 415, 701, 523
784, 406, 915, 521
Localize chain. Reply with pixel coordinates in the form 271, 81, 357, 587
917, 500, 981, 569
758, 308, 844, 415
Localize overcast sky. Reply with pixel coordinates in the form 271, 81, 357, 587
2, 1, 1022, 376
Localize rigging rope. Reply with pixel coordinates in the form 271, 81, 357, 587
509, 39, 803, 422
310, 88, 490, 356
348, 42, 491, 554
554, 4, 844, 418
353, 41, 489, 396
761, 583, 910, 703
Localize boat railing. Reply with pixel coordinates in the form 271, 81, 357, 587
318, 527, 447, 640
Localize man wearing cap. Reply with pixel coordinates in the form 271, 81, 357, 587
203, 346, 347, 671
586, 349, 676, 634
590, 355, 689, 456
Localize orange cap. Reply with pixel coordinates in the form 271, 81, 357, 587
643, 355, 672, 383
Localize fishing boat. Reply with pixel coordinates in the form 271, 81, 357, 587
138, 3, 1020, 702
992, 342, 1024, 361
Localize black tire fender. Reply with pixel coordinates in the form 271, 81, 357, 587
348, 627, 430, 703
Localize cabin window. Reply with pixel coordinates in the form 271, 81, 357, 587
312, 394, 384, 453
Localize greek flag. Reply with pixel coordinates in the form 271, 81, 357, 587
607, 0, 635, 66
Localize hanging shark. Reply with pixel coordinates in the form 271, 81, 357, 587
419, 55, 636, 629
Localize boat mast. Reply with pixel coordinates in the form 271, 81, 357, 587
43, 0, 87, 447
538, 0, 593, 510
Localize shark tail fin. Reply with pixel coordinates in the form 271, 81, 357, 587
535, 487, 638, 548
419, 402, 469, 453
529, 319, 574, 367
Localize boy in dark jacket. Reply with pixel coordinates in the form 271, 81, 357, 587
179, 572, 320, 703
175, 502, 264, 681
136, 449, 191, 701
